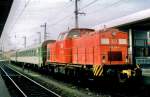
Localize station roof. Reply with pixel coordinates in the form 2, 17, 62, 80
0, 0, 13, 37
94, 9, 150, 31
118, 18, 150, 31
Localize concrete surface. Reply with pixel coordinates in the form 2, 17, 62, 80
0, 75, 11, 97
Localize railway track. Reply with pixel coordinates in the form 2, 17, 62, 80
0, 63, 61, 97
1, 61, 150, 97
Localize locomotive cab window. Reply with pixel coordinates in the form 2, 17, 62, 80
57, 32, 68, 40
67, 31, 80, 38
108, 51, 122, 61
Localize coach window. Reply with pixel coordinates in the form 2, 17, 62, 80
35, 50, 36, 56
38, 48, 41, 55
30, 50, 31, 56
29, 50, 31, 56
32, 50, 34, 56
33, 50, 35, 56
26, 51, 27, 56
28, 50, 29, 56
30, 50, 32, 56
33, 50, 34, 56
31, 50, 32, 56
27, 51, 29, 56
35, 49, 38, 56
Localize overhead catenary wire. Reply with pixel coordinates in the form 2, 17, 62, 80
10, 0, 127, 36
79, 0, 99, 10
88, 0, 126, 14
47, 14, 73, 27
46, 0, 124, 28
1, 0, 32, 51
11, 0, 125, 33
44, 1, 73, 22
8, 0, 32, 35
3, 0, 132, 51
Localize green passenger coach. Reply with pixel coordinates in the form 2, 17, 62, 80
10, 40, 55, 68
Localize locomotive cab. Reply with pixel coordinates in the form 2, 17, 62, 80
57, 28, 94, 40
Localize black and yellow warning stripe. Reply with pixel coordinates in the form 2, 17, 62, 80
93, 65, 103, 76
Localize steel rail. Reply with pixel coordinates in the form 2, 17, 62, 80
6, 65, 62, 97
0, 67, 27, 97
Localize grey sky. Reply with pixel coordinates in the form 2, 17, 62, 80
1, 0, 150, 51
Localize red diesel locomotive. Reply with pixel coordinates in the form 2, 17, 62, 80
46, 28, 139, 82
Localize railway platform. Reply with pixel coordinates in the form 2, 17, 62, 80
0, 75, 11, 97
0, 60, 11, 97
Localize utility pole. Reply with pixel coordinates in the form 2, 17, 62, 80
75, 0, 79, 28
40, 23, 47, 41
74, 0, 85, 28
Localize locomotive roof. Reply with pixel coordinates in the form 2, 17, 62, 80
58, 28, 95, 40
69, 28, 94, 32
